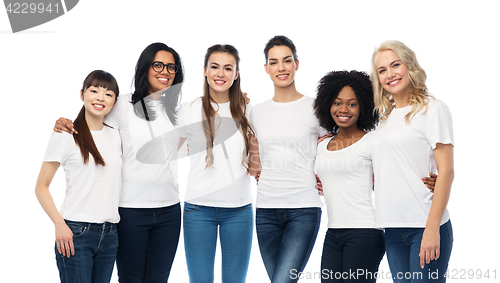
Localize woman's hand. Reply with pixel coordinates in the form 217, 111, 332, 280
243, 92, 250, 104
315, 174, 324, 196
55, 221, 75, 258
54, 117, 77, 134
318, 133, 333, 144
422, 173, 438, 191
419, 227, 440, 268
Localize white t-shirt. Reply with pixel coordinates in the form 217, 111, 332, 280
104, 94, 180, 208
177, 98, 252, 207
315, 134, 376, 228
249, 95, 326, 208
371, 98, 454, 228
43, 127, 122, 223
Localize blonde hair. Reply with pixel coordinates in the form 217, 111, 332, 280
370, 40, 432, 123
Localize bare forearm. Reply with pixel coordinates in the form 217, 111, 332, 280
248, 135, 261, 176
35, 185, 65, 226
426, 171, 453, 229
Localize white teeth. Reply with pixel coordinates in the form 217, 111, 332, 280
277, 75, 288, 78
389, 80, 399, 85
93, 104, 104, 109
158, 78, 169, 82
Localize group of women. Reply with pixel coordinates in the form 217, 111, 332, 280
35, 35, 454, 283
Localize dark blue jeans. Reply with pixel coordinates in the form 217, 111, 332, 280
256, 207, 321, 283
116, 203, 181, 283
320, 228, 385, 282
183, 202, 253, 283
384, 220, 453, 283
55, 220, 118, 283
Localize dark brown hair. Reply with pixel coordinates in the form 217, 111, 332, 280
73, 70, 119, 166
202, 44, 254, 171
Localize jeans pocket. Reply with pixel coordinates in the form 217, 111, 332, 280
110, 223, 118, 236
66, 221, 88, 238
183, 202, 199, 213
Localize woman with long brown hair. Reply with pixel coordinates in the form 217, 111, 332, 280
178, 44, 254, 283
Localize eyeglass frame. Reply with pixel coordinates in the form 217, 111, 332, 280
150, 61, 179, 74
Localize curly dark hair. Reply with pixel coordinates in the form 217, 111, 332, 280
314, 70, 378, 134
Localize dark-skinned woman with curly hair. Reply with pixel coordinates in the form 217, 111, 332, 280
314, 70, 384, 282
313, 70, 438, 282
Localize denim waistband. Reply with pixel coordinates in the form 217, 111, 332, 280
64, 220, 117, 232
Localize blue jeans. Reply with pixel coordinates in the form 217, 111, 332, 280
384, 220, 453, 283
183, 202, 253, 283
320, 228, 385, 282
256, 207, 322, 283
55, 220, 118, 283
116, 203, 181, 283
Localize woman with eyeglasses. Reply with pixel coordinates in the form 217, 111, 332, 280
55, 42, 184, 282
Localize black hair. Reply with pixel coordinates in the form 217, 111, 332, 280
263, 35, 298, 62
314, 70, 378, 134
131, 42, 184, 125
74, 70, 119, 166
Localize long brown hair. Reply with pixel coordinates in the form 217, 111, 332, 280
202, 44, 254, 171
73, 70, 119, 166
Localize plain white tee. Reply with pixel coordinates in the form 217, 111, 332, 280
371, 98, 454, 228
315, 133, 376, 228
249, 95, 326, 208
177, 98, 252, 207
104, 94, 180, 208
43, 127, 122, 223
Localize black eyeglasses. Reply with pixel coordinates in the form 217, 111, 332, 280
151, 61, 179, 74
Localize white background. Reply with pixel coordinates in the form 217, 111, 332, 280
1, 0, 499, 282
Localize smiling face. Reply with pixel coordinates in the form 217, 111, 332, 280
265, 45, 299, 88
204, 52, 239, 95
330, 85, 360, 131
81, 86, 116, 118
147, 50, 176, 94
375, 50, 411, 99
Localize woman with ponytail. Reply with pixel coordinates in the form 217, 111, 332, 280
35, 70, 121, 283
177, 44, 254, 283
54, 43, 185, 282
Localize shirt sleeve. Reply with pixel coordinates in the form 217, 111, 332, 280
43, 132, 70, 164
104, 95, 126, 129
177, 102, 188, 138
426, 100, 454, 149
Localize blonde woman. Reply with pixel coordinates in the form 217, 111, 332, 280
370, 40, 454, 283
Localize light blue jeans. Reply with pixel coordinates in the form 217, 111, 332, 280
183, 202, 253, 283
256, 207, 322, 283
384, 220, 453, 282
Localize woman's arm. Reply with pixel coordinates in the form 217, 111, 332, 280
248, 134, 261, 177
35, 162, 75, 258
419, 143, 454, 268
